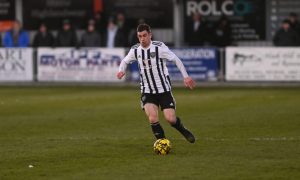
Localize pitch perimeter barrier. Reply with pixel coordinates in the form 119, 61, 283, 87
0, 48, 34, 82
1, 47, 300, 83
37, 48, 125, 82
226, 47, 300, 81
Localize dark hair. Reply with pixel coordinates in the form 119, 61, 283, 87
289, 12, 298, 17
137, 23, 151, 33
282, 19, 290, 24
63, 19, 71, 25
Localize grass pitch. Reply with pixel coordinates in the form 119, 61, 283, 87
0, 86, 300, 179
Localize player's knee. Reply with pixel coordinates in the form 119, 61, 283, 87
148, 114, 159, 123
164, 113, 176, 124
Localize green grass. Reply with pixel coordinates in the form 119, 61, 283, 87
0, 86, 300, 180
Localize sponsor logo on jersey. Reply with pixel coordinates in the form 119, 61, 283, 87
150, 52, 156, 58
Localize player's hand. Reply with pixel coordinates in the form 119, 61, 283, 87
184, 77, 196, 89
117, 71, 125, 79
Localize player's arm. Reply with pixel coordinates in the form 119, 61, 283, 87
161, 44, 196, 89
117, 49, 136, 79
173, 55, 196, 89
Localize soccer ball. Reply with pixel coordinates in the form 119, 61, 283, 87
153, 138, 171, 155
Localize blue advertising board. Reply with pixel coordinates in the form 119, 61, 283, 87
168, 48, 218, 81
129, 48, 218, 81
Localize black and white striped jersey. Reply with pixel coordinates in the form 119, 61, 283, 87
119, 41, 189, 94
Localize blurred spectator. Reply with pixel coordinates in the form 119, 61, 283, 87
32, 23, 54, 47
273, 19, 300, 46
104, 18, 126, 48
116, 12, 129, 46
94, 11, 106, 38
212, 16, 232, 47
129, 18, 145, 46
288, 12, 300, 36
55, 19, 78, 47
2, 20, 29, 47
186, 12, 207, 46
0, 34, 2, 47
80, 19, 101, 47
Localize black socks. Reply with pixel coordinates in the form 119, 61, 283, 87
171, 117, 196, 143
151, 122, 165, 139
150, 117, 184, 139
171, 117, 186, 133
150, 117, 195, 143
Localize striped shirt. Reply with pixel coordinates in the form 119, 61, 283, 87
119, 41, 189, 94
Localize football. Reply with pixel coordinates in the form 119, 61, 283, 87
153, 138, 171, 155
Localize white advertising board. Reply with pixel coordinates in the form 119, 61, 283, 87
226, 47, 300, 81
37, 48, 125, 82
0, 48, 33, 81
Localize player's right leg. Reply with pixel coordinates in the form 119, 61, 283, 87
144, 103, 165, 139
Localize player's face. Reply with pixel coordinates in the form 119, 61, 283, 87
137, 31, 152, 48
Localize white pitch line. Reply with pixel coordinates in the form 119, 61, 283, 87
45, 136, 300, 142
204, 137, 300, 142
248, 137, 300, 141
2, 136, 300, 142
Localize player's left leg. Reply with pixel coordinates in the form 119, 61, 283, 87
163, 108, 195, 143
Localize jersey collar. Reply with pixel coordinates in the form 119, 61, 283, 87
141, 41, 152, 49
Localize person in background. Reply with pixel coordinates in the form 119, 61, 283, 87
186, 12, 207, 46
104, 17, 126, 48
212, 16, 232, 47
105, 18, 118, 48
2, 20, 30, 47
32, 23, 54, 47
288, 12, 300, 37
80, 19, 101, 47
273, 19, 300, 46
55, 19, 78, 47
0, 33, 2, 47
94, 11, 106, 39
116, 12, 129, 46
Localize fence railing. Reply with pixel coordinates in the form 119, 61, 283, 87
1, 47, 300, 83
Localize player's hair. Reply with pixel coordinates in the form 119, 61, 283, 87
137, 23, 151, 33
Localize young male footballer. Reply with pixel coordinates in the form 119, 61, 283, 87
117, 24, 196, 143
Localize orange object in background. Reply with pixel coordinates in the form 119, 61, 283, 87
94, 0, 103, 13
0, 21, 14, 32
